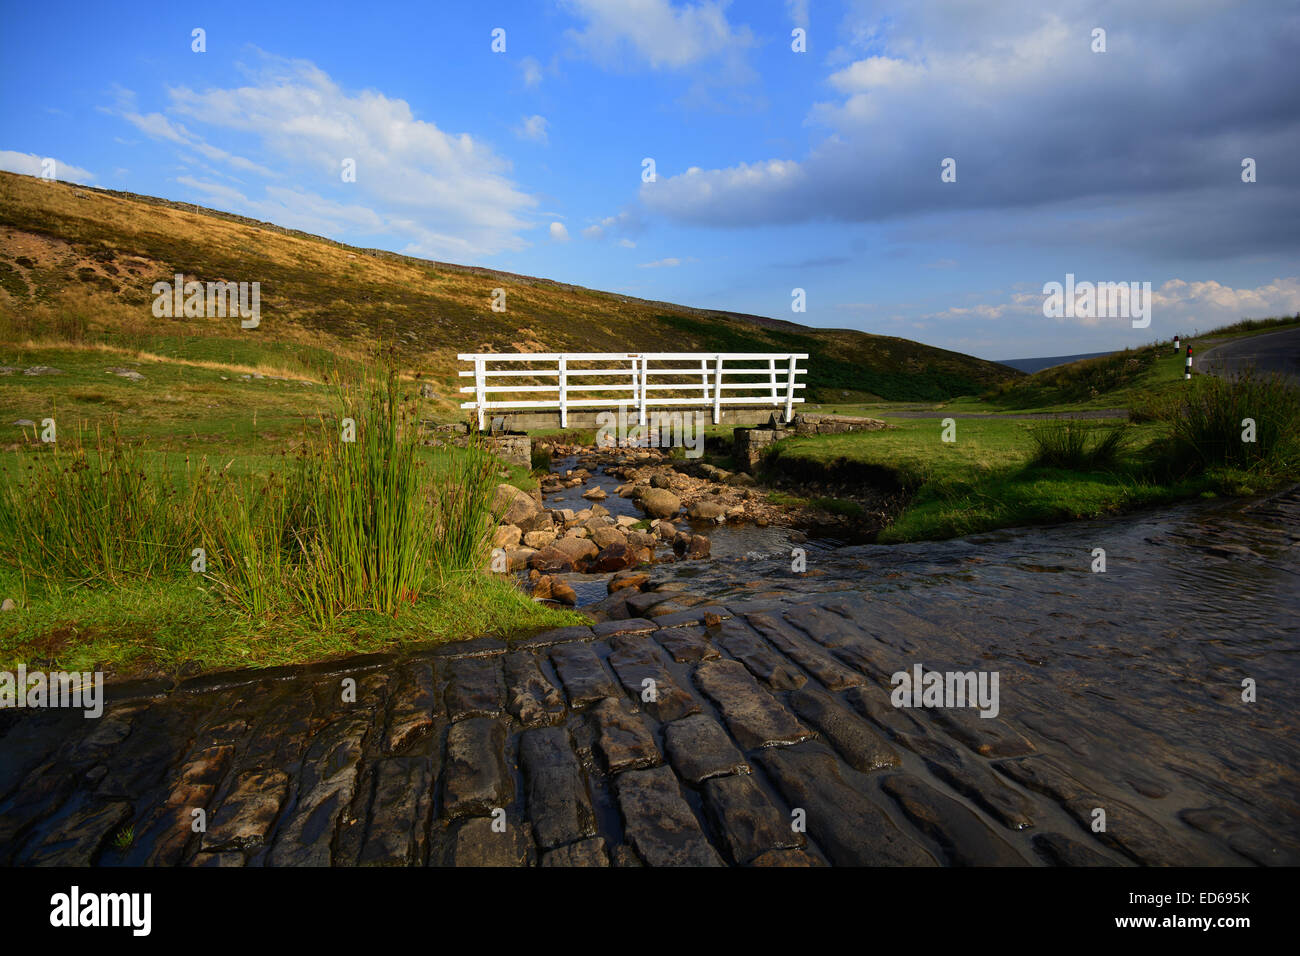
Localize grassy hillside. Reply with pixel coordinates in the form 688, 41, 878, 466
973, 316, 1300, 412
0, 170, 1015, 410
763, 317, 1300, 542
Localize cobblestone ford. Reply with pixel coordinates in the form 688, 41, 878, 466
2, 488, 1298, 866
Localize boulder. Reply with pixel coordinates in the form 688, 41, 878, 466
551, 579, 577, 605
506, 547, 536, 572
590, 542, 636, 573
639, 488, 681, 519
523, 529, 557, 549
655, 520, 678, 541
493, 524, 522, 549
625, 530, 656, 551
552, 536, 599, 564
650, 473, 673, 489
609, 571, 650, 594
589, 525, 627, 550
529, 547, 575, 574
581, 487, 607, 500
673, 532, 711, 558
533, 575, 576, 605
516, 511, 555, 534
687, 499, 727, 521
493, 483, 539, 527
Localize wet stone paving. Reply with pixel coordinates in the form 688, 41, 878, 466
2, 486, 1298, 866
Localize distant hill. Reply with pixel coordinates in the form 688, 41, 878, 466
0, 171, 1019, 404
997, 351, 1114, 374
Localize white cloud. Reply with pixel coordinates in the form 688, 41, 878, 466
1153, 277, 1300, 318
635, 1, 1300, 259
582, 210, 641, 241
549, 222, 570, 241
119, 111, 276, 177
639, 256, 697, 268
120, 55, 538, 258
827, 56, 925, 94
562, 0, 753, 70
515, 115, 549, 144
0, 149, 95, 184
520, 56, 543, 88
920, 278, 1300, 330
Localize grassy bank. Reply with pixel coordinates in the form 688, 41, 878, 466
766, 368, 1300, 542
800, 316, 1300, 419
0, 371, 579, 679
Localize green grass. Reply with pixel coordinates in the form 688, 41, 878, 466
1028, 419, 1130, 470
0, 371, 580, 678
1148, 367, 1300, 479
762, 390, 1298, 543
0, 571, 580, 677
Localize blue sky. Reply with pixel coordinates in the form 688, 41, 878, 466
2, 0, 1298, 360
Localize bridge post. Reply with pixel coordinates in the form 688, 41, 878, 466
713, 354, 723, 424
769, 357, 778, 405
638, 355, 648, 427
474, 356, 486, 431
700, 357, 709, 402
784, 354, 797, 421
558, 355, 567, 428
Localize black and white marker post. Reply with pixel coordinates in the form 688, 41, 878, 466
1185, 344, 1193, 379
1173, 333, 1181, 353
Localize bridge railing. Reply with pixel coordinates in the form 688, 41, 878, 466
457, 352, 808, 430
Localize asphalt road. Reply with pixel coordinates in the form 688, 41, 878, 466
1198, 325, 1300, 384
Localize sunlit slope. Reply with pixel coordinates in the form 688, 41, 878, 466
0, 170, 1018, 403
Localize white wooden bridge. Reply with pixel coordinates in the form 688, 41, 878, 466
458, 352, 808, 431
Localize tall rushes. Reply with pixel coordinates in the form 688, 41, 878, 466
199, 469, 294, 617
427, 437, 499, 581
1161, 369, 1300, 475
0, 424, 208, 585
1, 372, 506, 631
289, 370, 429, 624
1028, 419, 1130, 470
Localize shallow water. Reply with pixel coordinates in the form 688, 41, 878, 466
543, 455, 846, 574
